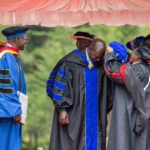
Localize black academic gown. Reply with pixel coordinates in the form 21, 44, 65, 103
47, 49, 112, 150
104, 52, 150, 150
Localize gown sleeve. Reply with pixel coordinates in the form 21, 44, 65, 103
0, 53, 22, 118
46, 60, 63, 98
107, 77, 114, 113
104, 52, 127, 85
46, 67, 57, 99
124, 64, 150, 134
48, 62, 73, 112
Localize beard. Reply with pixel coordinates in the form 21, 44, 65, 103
19, 43, 27, 50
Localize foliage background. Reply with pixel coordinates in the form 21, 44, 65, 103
0, 24, 149, 150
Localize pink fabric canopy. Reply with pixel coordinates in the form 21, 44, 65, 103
0, 0, 150, 26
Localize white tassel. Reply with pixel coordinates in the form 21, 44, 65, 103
88, 61, 93, 69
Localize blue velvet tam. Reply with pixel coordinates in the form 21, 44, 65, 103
126, 36, 144, 50
109, 41, 129, 64
1, 26, 30, 40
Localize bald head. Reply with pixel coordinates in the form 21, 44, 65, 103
88, 39, 106, 62
90, 39, 106, 51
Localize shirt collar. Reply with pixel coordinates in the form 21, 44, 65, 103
132, 62, 141, 65
86, 48, 91, 62
6, 43, 13, 47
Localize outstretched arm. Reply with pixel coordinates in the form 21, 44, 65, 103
104, 47, 127, 85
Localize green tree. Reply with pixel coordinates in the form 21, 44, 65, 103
0, 24, 149, 149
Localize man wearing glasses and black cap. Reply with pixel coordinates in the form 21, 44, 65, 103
0, 26, 30, 150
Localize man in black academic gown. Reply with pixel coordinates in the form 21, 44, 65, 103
47, 38, 112, 150
105, 34, 150, 150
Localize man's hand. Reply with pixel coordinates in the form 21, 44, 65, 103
106, 46, 113, 53
59, 111, 69, 125
13, 114, 21, 123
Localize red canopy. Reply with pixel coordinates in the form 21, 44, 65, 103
0, 0, 150, 26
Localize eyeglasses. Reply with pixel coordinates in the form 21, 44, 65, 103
19, 37, 29, 42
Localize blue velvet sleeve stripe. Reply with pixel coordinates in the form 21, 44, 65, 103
0, 78, 12, 85
46, 87, 53, 94
58, 68, 67, 77
54, 80, 66, 90
47, 79, 53, 86
50, 71, 56, 78
52, 92, 62, 101
0, 69, 10, 76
